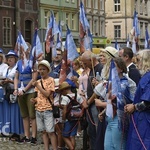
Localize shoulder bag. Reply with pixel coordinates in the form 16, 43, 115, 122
40, 79, 60, 118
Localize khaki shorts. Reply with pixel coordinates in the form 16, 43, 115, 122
18, 93, 36, 119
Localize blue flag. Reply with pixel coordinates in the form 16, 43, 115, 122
29, 29, 43, 69
45, 10, 59, 53
14, 31, 28, 57
65, 25, 79, 61
144, 28, 150, 49
115, 39, 119, 50
79, 1, 92, 53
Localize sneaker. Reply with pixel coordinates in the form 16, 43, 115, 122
30, 137, 37, 145
17, 136, 30, 144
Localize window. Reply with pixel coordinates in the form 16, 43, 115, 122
72, 14, 75, 30
140, 22, 143, 38
140, 0, 143, 14
114, 25, 121, 38
25, 20, 32, 43
94, 20, 98, 35
94, 0, 98, 9
66, 13, 70, 27
114, 0, 120, 12
100, 0, 104, 10
44, 11, 49, 28
3, 17, 11, 45
144, 0, 148, 15
100, 20, 105, 36
86, 0, 91, 8
71, 0, 74, 3
66, 0, 69, 2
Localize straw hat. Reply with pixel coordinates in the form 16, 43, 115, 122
5, 50, 18, 58
102, 46, 118, 58
58, 81, 71, 91
38, 60, 51, 73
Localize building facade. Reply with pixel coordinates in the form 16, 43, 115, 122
0, 0, 39, 53
105, 0, 150, 48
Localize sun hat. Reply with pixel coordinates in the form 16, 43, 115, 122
5, 50, 18, 58
102, 46, 118, 58
54, 78, 59, 90
38, 60, 51, 73
58, 81, 71, 91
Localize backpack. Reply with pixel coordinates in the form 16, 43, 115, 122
65, 94, 83, 121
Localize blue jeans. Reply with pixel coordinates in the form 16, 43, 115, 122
104, 115, 125, 150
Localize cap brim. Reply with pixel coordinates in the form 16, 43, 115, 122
5, 54, 18, 58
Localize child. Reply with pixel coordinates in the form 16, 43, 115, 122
58, 81, 87, 150
31, 60, 57, 150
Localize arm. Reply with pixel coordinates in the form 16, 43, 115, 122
23, 71, 38, 93
87, 93, 97, 106
13, 71, 19, 95
62, 105, 67, 121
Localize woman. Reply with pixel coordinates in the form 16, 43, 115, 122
0, 49, 8, 136
125, 50, 150, 150
95, 57, 136, 150
2, 50, 24, 140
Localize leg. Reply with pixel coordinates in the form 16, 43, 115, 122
22, 117, 30, 138
27, 93, 37, 138
55, 123, 66, 148
48, 132, 58, 150
30, 118, 37, 138
63, 136, 74, 150
43, 131, 49, 150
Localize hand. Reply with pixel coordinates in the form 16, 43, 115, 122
13, 89, 18, 96
92, 78, 99, 86
124, 104, 135, 114
17, 89, 24, 96
98, 110, 105, 122
30, 98, 37, 104
71, 76, 78, 82
32, 81, 38, 86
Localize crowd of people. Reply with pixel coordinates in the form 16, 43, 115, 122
0, 44, 150, 150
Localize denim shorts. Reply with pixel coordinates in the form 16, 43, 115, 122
62, 120, 78, 137
36, 110, 55, 133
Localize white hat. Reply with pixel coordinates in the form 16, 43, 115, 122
54, 78, 59, 90
102, 46, 118, 58
38, 60, 51, 73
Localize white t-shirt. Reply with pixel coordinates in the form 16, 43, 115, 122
61, 93, 84, 106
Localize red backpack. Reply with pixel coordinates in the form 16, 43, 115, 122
65, 94, 84, 121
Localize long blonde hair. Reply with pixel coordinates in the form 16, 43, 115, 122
100, 51, 112, 80
137, 50, 150, 74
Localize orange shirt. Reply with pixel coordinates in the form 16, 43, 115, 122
35, 77, 55, 111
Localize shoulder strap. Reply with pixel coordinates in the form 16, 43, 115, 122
40, 79, 53, 106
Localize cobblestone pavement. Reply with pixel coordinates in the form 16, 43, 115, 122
0, 133, 83, 150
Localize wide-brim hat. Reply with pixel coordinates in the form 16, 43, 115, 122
38, 60, 51, 73
101, 46, 118, 58
5, 50, 18, 58
58, 81, 71, 91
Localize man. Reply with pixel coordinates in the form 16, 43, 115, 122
81, 50, 103, 150
119, 47, 141, 86
49, 49, 63, 78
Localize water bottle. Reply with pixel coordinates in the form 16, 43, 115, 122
96, 72, 101, 81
